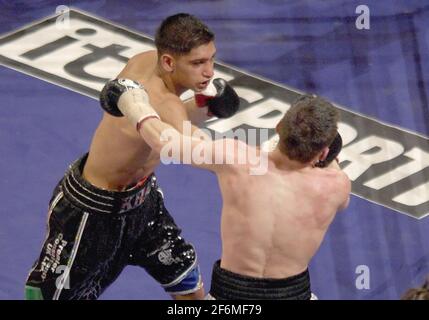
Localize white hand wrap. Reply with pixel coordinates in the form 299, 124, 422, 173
117, 88, 160, 130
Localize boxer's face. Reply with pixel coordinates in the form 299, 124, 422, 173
174, 41, 216, 92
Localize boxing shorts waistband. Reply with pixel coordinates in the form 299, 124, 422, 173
61, 154, 154, 214
210, 260, 311, 300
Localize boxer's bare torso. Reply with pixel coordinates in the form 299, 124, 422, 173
83, 51, 167, 190
217, 145, 350, 279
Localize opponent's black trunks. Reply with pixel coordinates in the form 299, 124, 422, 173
209, 260, 311, 300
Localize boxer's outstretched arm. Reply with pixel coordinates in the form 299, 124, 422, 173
138, 115, 229, 171
99, 78, 236, 171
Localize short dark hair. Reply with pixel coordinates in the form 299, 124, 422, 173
401, 276, 429, 300
277, 95, 339, 163
401, 287, 429, 300
155, 13, 215, 55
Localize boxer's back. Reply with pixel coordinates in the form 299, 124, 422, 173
218, 155, 350, 279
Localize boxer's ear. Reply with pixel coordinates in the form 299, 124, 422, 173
160, 53, 175, 73
319, 147, 329, 162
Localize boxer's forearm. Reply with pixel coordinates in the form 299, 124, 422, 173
138, 118, 176, 155
138, 118, 211, 164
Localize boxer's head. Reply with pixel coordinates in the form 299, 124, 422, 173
276, 95, 339, 164
155, 13, 214, 55
155, 13, 215, 92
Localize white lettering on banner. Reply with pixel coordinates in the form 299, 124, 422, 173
261, 134, 279, 152
0, 19, 153, 90
364, 147, 429, 190
212, 70, 235, 82
393, 181, 429, 206
234, 86, 264, 104
337, 122, 358, 146
341, 136, 404, 181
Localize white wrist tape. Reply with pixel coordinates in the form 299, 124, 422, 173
136, 113, 161, 131
117, 88, 160, 130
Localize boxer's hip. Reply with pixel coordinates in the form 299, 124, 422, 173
61, 153, 153, 214
209, 260, 312, 300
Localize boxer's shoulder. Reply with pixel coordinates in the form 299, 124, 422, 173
153, 94, 186, 118
117, 50, 157, 81
127, 50, 157, 67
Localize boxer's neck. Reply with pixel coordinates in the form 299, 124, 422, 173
155, 64, 187, 96
270, 148, 312, 171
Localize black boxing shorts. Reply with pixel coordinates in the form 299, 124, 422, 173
25, 154, 201, 300
208, 260, 311, 300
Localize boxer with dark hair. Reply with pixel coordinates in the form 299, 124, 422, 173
25, 13, 239, 300
102, 86, 351, 300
